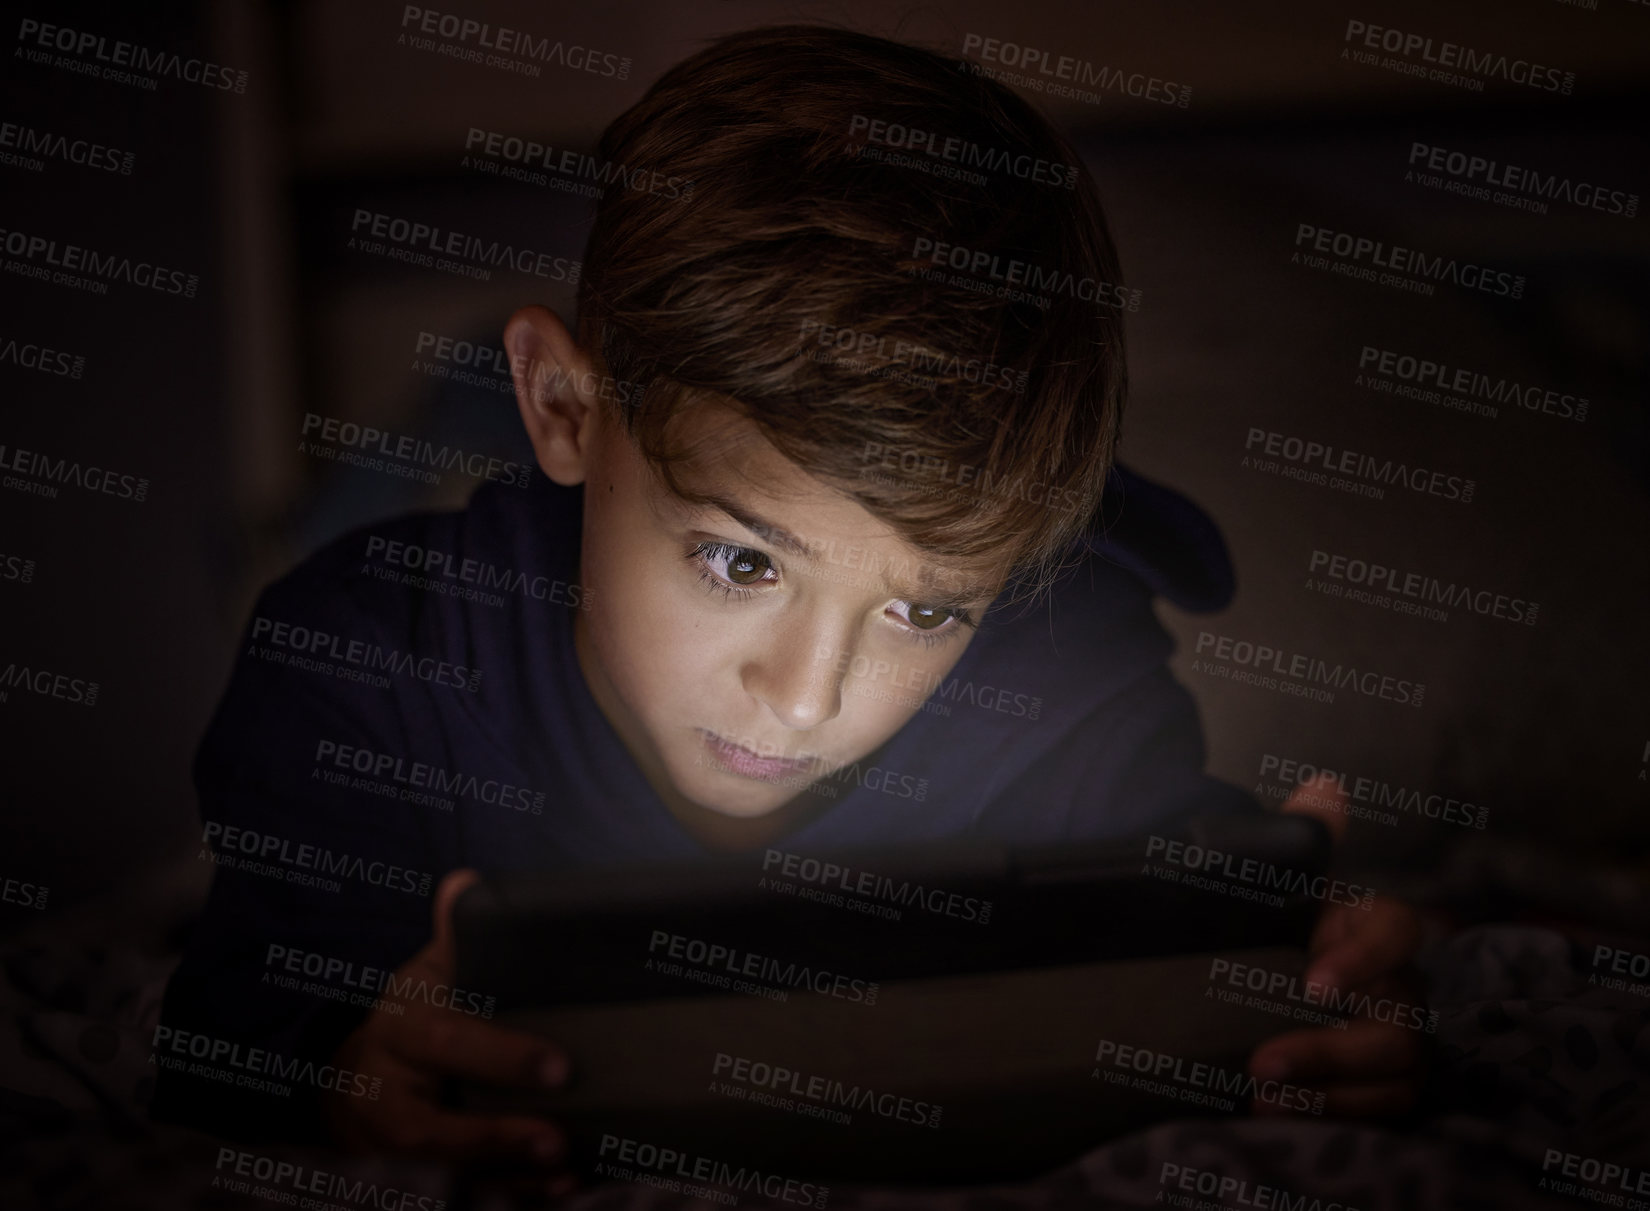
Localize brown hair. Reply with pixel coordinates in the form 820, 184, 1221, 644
576, 24, 1129, 604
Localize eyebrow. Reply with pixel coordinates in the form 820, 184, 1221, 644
692, 490, 998, 609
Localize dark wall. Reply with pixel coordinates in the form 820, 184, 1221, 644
1, 0, 232, 910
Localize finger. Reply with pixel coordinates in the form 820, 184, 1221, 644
1305, 899, 1423, 990
389, 869, 482, 989
1251, 1076, 1420, 1119
363, 1102, 569, 1166
1306, 900, 1356, 959
426, 867, 483, 973
1278, 773, 1349, 845
1250, 1020, 1423, 1086
384, 1009, 570, 1088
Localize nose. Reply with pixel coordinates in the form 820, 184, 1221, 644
741, 624, 848, 731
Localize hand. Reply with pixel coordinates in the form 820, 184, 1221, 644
1246, 776, 1429, 1118
322, 869, 576, 1194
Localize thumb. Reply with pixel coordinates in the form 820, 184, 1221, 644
1279, 772, 1350, 846
421, 867, 481, 975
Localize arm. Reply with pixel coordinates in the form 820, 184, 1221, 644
152, 564, 575, 1183
1007, 580, 1430, 1117
972, 618, 1262, 843
1252, 775, 1431, 1118
150, 582, 442, 1143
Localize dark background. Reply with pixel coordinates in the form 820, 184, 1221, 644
1, 0, 1646, 926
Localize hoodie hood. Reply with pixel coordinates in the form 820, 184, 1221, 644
1080, 463, 1237, 614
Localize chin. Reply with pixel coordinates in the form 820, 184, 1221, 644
698, 796, 789, 820
680, 774, 795, 819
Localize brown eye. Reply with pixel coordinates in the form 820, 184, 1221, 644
906, 603, 953, 630
727, 549, 771, 585
695, 542, 777, 593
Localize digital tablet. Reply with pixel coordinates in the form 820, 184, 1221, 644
453, 811, 1334, 1185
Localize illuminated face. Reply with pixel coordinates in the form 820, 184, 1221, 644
571, 401, 1007, 822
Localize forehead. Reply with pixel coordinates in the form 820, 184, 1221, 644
641, 402, 1012, 602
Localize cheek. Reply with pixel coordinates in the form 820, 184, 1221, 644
847, 639, 973, 726
855, 696, 915, 748
586, 548, 724, 708
841, 647, 946, 731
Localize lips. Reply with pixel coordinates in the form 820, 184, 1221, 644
701, 731, 819, 783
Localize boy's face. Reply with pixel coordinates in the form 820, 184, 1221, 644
571, 399, 1007, 821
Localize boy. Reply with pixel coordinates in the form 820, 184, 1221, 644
153, 23, 1423, 1186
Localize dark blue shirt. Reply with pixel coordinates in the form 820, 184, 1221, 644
151, 464, 1254, 1140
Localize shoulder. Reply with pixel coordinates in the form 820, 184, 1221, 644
257, 508, 462, 628
873, 464, 1229, 794
964, 462, 1234, 696
198, 509, 467, 786
951, 466, 1244, 839
204, 475, 581, 771
253, 473, 576, 636
203, 479, 563, 749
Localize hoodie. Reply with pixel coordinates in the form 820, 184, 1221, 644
149, 461, 1253, 1140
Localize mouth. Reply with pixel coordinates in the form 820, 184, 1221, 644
700, 731, 822, 783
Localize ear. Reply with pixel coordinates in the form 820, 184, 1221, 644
504, 305, 600, 486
